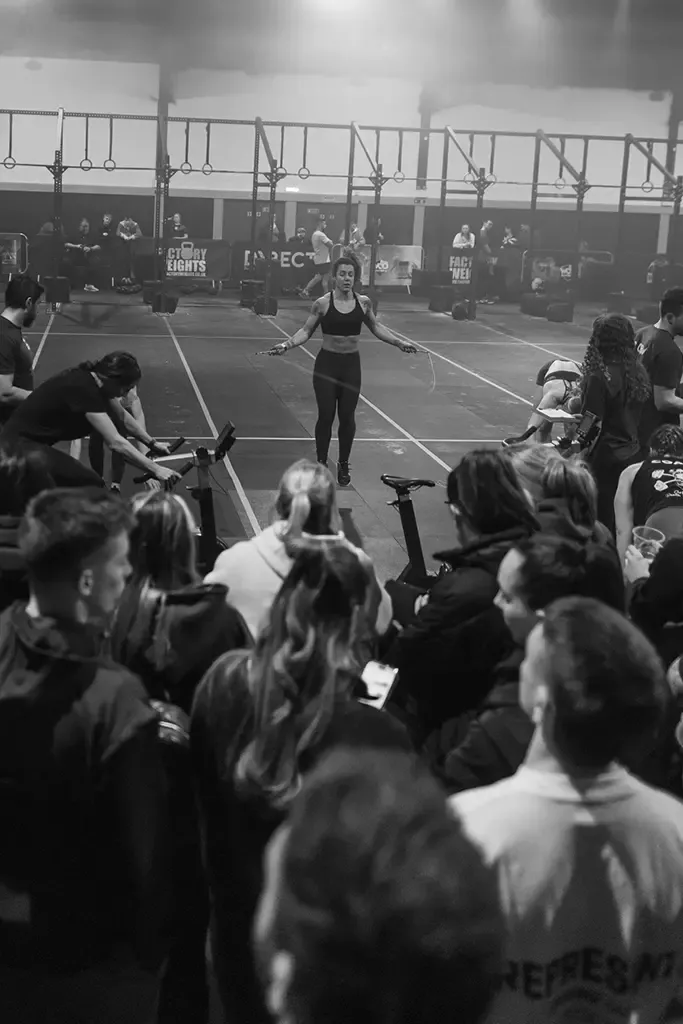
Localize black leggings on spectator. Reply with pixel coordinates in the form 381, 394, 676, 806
587, 445, 639, 536
313, 348, 361, 464
11, 440, 104, 488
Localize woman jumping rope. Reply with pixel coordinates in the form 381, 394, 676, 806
265, 254, 417, 487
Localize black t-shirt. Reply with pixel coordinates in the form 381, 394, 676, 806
583, 364, 642, 462
1, 365, 109, 445
632, 456, 683, 525
636, 325, 683, 446
0, 316, 33, 425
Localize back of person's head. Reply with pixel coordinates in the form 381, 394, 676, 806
523, 597, 666, 770
582, 313, 650, 404
275, 459, 340, 547
511, 447, 598, 531
128, 491, 198, 591
660, 287, 683, 320
0, 443, 54, 517
648, 424, 683, 459
236, 539, 371, 809
496, 534, 625, 645
19, 488, 133, 616
447, 449, 538, 537
4, 275, 44, 311
255, 749, 503, 1024
86, 351, 141, 391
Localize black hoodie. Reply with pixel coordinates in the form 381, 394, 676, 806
0, 603, 169, 972
387, 527, 530, 734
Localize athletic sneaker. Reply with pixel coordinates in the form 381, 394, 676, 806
84, 284, 99, 292
317, 458, 328, 468
337, 462, 351, 487
110, 484, 121, 494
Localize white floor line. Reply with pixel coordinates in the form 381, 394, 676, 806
232, 436, 501, 443
380, 318, 534, 407
32, 314, 56, 368
262, 319, 452, 472
162, 319, 262, 536
25, 332, 281, 342
464, 319, 580, 361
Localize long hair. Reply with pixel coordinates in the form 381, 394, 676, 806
235, 540, 371, 809
128, 491, 199, 590
648, 424, 683, 459
110, 492, 200, 681
447, 449, 538, 536
275, 459, 341, 553
580, 313, 650, 404
511, 446, 598, 531
81, 351, 141, 391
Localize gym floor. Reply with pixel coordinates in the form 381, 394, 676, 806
26, 291, 601, 578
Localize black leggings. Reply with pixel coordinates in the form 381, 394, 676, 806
313, 348, 361, 464
16, 440, 104, 489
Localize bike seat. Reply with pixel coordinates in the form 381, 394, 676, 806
381, 474, 436, 493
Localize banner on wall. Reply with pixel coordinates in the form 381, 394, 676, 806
450, 253, 473, 285
240, 246, 315, 272
165, 239, 230, 280
332, 244, 423, 287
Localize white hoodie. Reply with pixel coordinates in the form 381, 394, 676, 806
205, 523, 393, 641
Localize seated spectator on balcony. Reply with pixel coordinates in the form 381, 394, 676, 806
614, 424, 683, 565
452, 597, 683, 1024
117, 214, 142, 284
0, 442, 53, 612
386, 450, 538, 741
111, 491, 250, 713
254, 749, 504, 1024
430, 534, 625, 794
509, 444, 614, 546
168, 212, 188, 240
0, 276, 43, 427
206, 458, 392, 640
192, 538, 410, 1024
64, 217, 101, 292
453, 224, 476, 250
288, 226, 310, 250
0, 488, 169, 1024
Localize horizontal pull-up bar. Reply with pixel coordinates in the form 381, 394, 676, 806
626, 134, 678, 186
445, 128, 481, 178
536, 130, 584, 182
351, 123, 379, 175
255, 117, 277, 171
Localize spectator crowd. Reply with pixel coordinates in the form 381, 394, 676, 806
4, 281, 683, 1024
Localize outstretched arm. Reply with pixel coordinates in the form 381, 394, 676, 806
359, 296, 416, 352
267, 298, 324, 355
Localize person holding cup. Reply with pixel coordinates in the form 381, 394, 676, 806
614, 424, 683, 564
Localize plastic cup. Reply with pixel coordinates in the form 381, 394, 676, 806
632, 526, 666, 562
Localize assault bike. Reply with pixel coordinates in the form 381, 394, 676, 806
381, 474, 450, 589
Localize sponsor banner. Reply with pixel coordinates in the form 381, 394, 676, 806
450, 252, 473, 285
165, 239, 230, 280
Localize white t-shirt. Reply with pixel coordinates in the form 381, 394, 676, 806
453, 232, 476, 248
451, 765, 683, 1024
312, 229, 332, 265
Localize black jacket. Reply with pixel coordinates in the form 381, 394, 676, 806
427, 649, 533, 793
110, 581, 252, 713
387, 528, 528, 734
0, 515, 27, 613
0, 603, 170, 972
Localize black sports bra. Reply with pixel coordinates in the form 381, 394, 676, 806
319, 292, 365, 337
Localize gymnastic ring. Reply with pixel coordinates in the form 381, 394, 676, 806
2, 156, 16, 170
180, 161, 192, 175
486, 172, 498, 185
103, 158, 117, 172
275, 165, 287, 179
393, 170, 406, 184
298, 166, 311, 180
641, 180, 655, 193
463, 172, 475, 185
79, 158, 93, 172
202, 163, 213, 176
554, 177, 566, 190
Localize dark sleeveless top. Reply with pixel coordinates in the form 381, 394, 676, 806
632, 456, 683, 525
319, 292, 365, 338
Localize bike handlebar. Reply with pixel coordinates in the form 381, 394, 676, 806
133, 436, 187, 485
